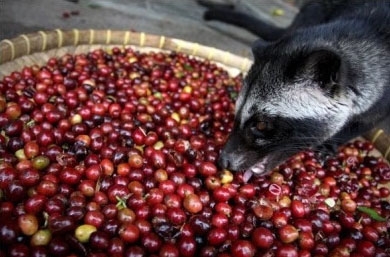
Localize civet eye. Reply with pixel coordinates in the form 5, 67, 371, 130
256, 121, 268, 131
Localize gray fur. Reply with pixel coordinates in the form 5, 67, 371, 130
215, 1, 390, 175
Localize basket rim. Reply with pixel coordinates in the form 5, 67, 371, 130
0, 29, 252, 73
0, 29, 389, 162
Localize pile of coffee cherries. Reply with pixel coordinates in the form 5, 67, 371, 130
0, 47, 389, 257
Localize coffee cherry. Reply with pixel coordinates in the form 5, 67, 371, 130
0, 221, 20, 245
252, 227, 274, 248
75, 224, 97, 243
18, 214, 39, 236
141, 232, 162, 253
30, 229, 52, 246
207, 227, 228, 245
183, 193, 203, 214
231, 240, 255, 257
0, 47, 388, 256
253, 202, 274, 220
291, 199, 306, 218
278, 224, 299, 243
119, 223, 140, 243
89, 231, 110, 250
275, 244, 298, 257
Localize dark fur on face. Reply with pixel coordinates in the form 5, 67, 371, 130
201, 0, 390, 175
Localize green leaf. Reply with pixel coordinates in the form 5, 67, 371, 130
229, 92, 238, 100
183, 64, 193, 71
115, 196, 127, 210
357, 206, 387, 222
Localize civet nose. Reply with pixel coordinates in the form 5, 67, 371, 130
218, 153, 231, 170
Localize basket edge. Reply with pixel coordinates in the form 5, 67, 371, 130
0, 29, 252, 73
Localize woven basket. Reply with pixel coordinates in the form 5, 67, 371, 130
1, 29, 390, 163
